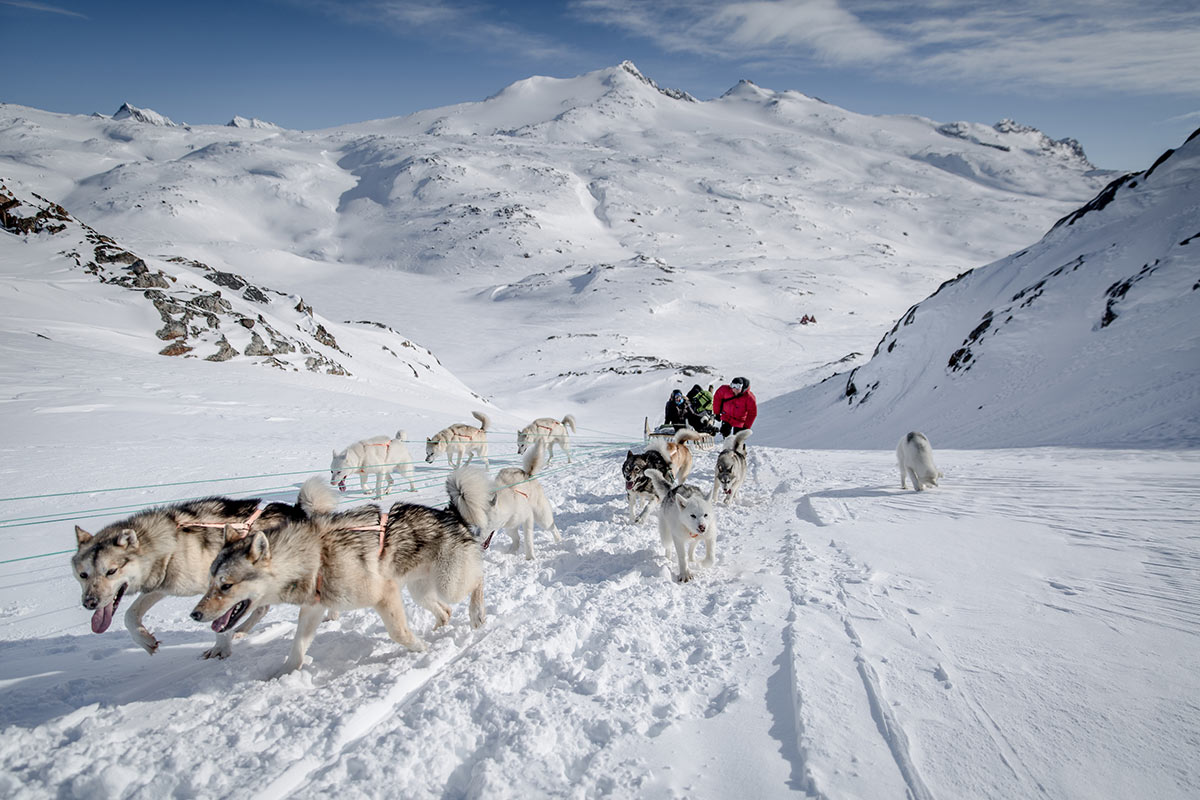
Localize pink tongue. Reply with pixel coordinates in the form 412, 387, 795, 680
338, 480, 347, 492
91, 602, 115, 634
212, 606, 236, 633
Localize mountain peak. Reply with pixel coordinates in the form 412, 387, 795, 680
228, 116, 281, 130
614, 60, 695, 102
112, 102, 178, 127
994, 118, 1091, 167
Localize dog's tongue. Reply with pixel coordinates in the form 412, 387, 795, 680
337, 479, 347, 493
211, 606, 237, 633
91, 602, 115, 634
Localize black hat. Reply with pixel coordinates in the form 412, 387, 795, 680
731, 376, 748, 390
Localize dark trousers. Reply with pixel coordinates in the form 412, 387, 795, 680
720, 422, 748, 438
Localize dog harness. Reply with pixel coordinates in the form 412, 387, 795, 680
181, 505, 266, 539
360, 441, 391, 473
313, 509, 390, 604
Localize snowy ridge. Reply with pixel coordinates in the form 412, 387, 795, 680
761, 128, 1200, 448
111, 102, 178, 127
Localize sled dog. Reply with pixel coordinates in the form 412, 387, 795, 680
71, 478, 334, 659
487, 442, 561, 560
644, 468, 717, 583
191, 468, 492, 677
330, 430, 416, 498
426, 411, 490, 468
663, 428, 707, 484
516, 414, 576, 463
897, 431, 943, 491
711, 429, 752, 505
622, 439, 675, 524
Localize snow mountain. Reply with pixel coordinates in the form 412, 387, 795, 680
760, 128, 1200, 448
110, 102, 178, 127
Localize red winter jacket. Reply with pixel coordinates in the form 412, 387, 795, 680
712, 385, 757, 429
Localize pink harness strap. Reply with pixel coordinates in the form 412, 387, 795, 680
345, 509, 390, 558
182, 504, 265, 539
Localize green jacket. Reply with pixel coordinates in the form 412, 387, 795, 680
688, 386, 713, 413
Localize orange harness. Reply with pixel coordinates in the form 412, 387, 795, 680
181, 505, 265, 540
315, 509, 390, 603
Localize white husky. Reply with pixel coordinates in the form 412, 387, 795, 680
486, 442, 561, 560
644, 468, 716, 583
516, 414, 576, 463
331, 431, 416, 498
897, 431, 943, 491
426, 411, 490, 468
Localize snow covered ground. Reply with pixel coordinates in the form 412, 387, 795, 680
2, 421, 1197, 798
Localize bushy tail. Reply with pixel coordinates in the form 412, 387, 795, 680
561, 414, 576, 432
446, 466, 492, 531
724, 429, 753, 453
298, 476, 339, 515
472, 410, 490, 431
394, 429, 407, 442
521, 440, 548, 477
673, 428, 706, 445
643, 468, 673, 502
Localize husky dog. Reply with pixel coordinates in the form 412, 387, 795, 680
71, 478, 334, 659
426, 411, 490, 468
897, 431, 943, 491
516, 414, 576, 463
191, 468, 492, 677
330, 430, 417, 498
622, 439, 675, 524
711, 429, 752, 505
487, 442, 561, 560
644, 468, 717, 583
662, 428, 707, 484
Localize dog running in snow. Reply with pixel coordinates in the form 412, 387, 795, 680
486, 442, 561, 560
710, 429, 752, 505
622, 438, 675, 524
330, 430, 417, 498
71, 478, 333, 659
426, 411, 490, 469
516, 414, 576, 463
661, 427, 708, 484
644, 468, 717, 583
896, 431, 943, 491
191, 468, 492, 678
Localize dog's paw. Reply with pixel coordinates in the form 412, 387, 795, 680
677, 570, 694, 583
137, 635, 160, 655
405, 637, 428, 653
201, 643, 232, 660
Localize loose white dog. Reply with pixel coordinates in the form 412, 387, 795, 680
486, 442, 561, 560
644, 468, 716, 583
516, 414, 576, 463
897, 431, 943, 491
426, 411, 490, 468
331, 431, 416, 499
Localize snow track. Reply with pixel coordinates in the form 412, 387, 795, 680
1, 447, 1198, 799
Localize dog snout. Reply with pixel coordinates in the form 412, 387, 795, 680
189, 609, 203, 622
82, 595, 99, 610
697, 523, 706, 534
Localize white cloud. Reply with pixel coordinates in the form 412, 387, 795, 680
570, 0, 1200, 96
0, 1, 87, 17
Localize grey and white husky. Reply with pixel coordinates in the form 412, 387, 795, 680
191, 467, 492, 678
330, 430, 416, 498
710, 429, 752, 505
644, 468, 717, 583
897, 431, 943, 491
487, 442, 561, 560
426, 411, 490, 468
516, 414, 576, 463
71, 478, 334, 659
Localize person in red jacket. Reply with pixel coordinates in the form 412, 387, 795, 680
712, 376, 757, 438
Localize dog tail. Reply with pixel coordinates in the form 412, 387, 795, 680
521, 440, 548, 477
643, 468, 673, 501
395, 430, 406, 443
646, 438, 670, 460
472, 410, 490, 431
446, 466, 492, 531
298, 475, 339, 515
561, 414, 576, 432
673, 428, 706, 445
725, 429, 753, 452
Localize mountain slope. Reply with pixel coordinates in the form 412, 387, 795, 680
759, 129, 1200, 448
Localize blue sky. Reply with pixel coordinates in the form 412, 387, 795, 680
3, 0, 1198, 172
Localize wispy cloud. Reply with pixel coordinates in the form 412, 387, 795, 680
570, 0, 1200, 96
294, 0, 572, 61
0, 1, 87, 18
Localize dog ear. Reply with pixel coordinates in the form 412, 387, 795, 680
223, 523, 242, 544
115, 529, 139, 550
248, 532, 270, 564
75, 526, 93, 546
677, 497, 688, 511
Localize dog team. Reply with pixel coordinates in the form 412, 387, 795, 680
72, 405, 940, 677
